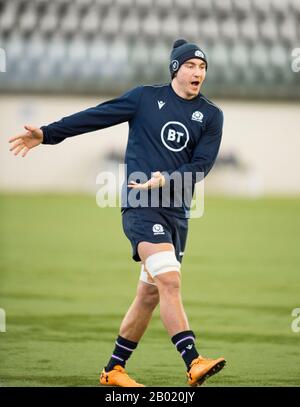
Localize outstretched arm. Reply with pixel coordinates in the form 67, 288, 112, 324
41, 86, 142, 145
8, 86, 143, 156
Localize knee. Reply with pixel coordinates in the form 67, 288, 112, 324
155, 272, 181, 294
139, 291, 159, 310
136, 285, 160, 310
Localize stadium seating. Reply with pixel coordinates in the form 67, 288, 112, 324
0, 0, 299, 98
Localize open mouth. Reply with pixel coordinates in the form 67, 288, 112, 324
191, 81, 200, 87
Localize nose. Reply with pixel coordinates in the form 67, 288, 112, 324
193, 67, 202, 78
193, 68, 201, 79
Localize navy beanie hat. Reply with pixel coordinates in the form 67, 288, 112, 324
169, 39, 208, 78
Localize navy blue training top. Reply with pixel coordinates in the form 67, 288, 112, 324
41, 83, 223, 218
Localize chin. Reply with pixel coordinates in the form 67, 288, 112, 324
190, 89, 199, 97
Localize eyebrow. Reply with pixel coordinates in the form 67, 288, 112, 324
185, 61, 206, 67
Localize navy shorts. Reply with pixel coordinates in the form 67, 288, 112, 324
122, 208, 188, 263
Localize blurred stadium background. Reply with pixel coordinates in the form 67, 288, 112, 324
0, 0, 300, 387
0, 0, 300, 194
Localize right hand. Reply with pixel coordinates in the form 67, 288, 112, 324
128, 171, 166, 190
9, 125, 44, 157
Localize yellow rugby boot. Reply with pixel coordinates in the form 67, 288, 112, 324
100, 365, 145, 387
187, 356, 226, 386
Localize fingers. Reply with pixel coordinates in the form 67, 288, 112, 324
128, 180, 149, 190
8, 133, 26, 143
128, 180, 141, 188
16, 145, 29, 157
128, 177, 162, 190
9, 124, 37, 144
13, 143, 26, 156
9, 139, 24, 151
9, 139, 30, 157
24, 124, 36, 132
127, 172, 164, 190
9, 124, 36, 144
21, 146, 29, 157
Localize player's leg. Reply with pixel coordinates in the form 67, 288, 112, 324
138, 242, 189, 336
119, 278, 159, 342
100, 268, 159, 387
138, 241, 226, 386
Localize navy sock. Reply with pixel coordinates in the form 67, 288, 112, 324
171, 330, 199, 370
105, 335, 138, 372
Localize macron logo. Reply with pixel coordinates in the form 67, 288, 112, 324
158, 100, 165, 110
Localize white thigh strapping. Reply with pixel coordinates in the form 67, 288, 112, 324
139, 264, 157, 286
145, 251, 181, 278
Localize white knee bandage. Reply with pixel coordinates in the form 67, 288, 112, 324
145, 251, 181, 278
139, 264, 156, 286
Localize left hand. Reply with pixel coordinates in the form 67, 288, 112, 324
128, 171, 166, 190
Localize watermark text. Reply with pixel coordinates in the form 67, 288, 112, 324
291, 308, 300, 333
96, 165, 204, 218
0, 308, 6, 332
0, 48, 6, 72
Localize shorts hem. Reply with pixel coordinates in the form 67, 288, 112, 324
132, 238, 174, 262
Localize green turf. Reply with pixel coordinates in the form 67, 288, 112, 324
0, 193, 300, 387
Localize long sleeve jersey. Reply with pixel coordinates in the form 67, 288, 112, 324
41, 83, 223, 218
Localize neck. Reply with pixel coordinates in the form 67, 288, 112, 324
171, 79, 198, 100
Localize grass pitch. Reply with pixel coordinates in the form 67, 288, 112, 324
0, 193, 299, 387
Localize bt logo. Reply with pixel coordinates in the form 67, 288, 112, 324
167, 129, 184, 143
161, 121, 189, 152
